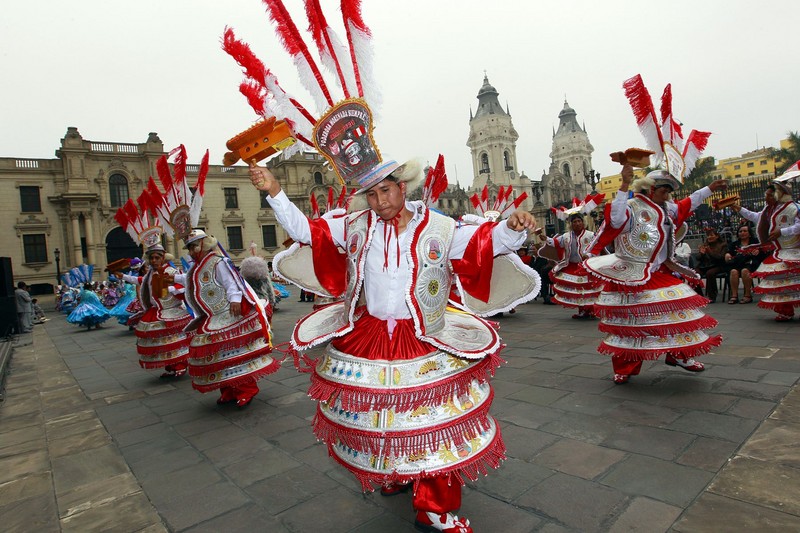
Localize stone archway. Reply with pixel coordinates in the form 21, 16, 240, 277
105, 227, 142, 264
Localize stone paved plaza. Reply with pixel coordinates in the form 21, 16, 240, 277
1, 294, 799, 532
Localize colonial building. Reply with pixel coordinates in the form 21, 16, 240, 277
536, 100, 597, 233
0, 127, 340, 294
466, 75, 533, 213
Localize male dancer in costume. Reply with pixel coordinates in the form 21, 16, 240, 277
120, 245, 191, 377
224, 4, 537, 529
586, 166, 728, 383
173, 230, 279, 407
250, 159, 537, 533
115, 192, 192, 378
732, 177, 800, 321
540, 209, 602, 319
585, 74, 728, 384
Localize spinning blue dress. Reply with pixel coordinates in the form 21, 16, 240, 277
108, 284, 137, 325
67, 289, 111, 329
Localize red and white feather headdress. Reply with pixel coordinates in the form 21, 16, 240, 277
469, 185, 528, 222
139, 145, 209, 244
623, 74, 711, 186
223, 1, 394, 191
551, 193, 606, 222
309, 183, 354, 219
114, 192, 163, 252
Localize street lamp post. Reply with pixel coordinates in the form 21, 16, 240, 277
532, 181, 543, 203
54, 248, 61, 288
584, 169, 600, 194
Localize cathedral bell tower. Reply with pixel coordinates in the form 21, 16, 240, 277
549, 100, 594, 197
466, 75, 532, 210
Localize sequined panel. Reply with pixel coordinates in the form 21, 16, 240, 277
318, 345, 480, 391
330, 417, 499, 477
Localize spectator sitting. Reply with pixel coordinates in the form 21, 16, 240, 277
695, 228, 727, 302
32, 298, 49, 323
724, 224, 763, 304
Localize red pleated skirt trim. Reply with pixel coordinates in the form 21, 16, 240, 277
602, 269, 682, 293
331, 313, 437, 361
308, 351, 503, 413
189, 329, 269, 359
752, 256, 800, 278
594, 293, 710, 318
327, 428, 507, 493
136, 338, 190, 355
598, 315, 718, 337
550, 263, 602, 290
135, 314, 191, 338
190, 357, 282, 393
599, 334, 722, 361
139, 353, 189, 370
757, 300, 800, 311
754, 282, 800, 295
188, 345, 274, 376
312, 392, 493, 458
194, 312, 262, 339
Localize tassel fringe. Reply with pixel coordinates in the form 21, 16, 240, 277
328, 429, 506, 493
308, 352, 503, 413
599, 334, 722, 360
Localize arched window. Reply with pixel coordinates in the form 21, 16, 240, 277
504, 151, 512, 171
562, 163, 571, 178
480, 153, 490, 174
109, 174, 129, 207
314, 171, 323, 185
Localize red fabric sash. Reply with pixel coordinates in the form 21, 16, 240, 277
451, 222, 497, 303
310, 217, 347, 297
590, 202, 626, 255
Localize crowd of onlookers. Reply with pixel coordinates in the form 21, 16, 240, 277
516, 219, 767, 307
692, 223, 768, 303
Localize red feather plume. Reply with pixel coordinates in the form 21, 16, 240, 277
512, 192, 528, 209
156, 156, 173, 193
309, 192, 320, 218
114, 205, 129, 229
195, 150, 209, 196
222, 27, 267, 85
304, 0, 350, 97
239, 81, 266, 116
326, 187, 334, 211
262, 0, 334, 106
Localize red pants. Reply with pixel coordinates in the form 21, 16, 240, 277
165, 361, 188, 373
218, 380, 259, 403
612, 357, 643, 376
414, 476, 461, 514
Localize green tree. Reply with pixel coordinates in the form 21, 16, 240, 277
685, 156, 717, 190
773, 131, 800, 173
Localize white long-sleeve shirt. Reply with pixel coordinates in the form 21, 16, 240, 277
610, 187, 713, 269
739, 206, 800, 237
266, 190, 526, 320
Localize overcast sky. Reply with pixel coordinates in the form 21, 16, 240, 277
2, 0, 797, 187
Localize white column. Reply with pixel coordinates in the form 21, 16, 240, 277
84, 214, 96, 266
70, 214, 82, 265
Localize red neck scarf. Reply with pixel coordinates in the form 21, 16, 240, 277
382, 212, 402, 270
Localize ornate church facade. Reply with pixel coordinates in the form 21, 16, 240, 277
465, 76, 597, 233
466, 76, 534, 213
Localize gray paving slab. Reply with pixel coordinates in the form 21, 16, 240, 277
2, 296, 800, 531
516, 472, 629, 532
